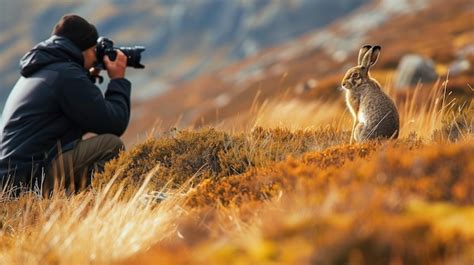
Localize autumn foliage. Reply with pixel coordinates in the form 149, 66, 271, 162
117, 129, 474, 265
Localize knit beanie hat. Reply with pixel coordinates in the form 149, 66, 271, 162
52, 14, 99, 51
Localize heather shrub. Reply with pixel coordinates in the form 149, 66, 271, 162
169, 138, 474, 265
94, 127, 349, 191
187, 137, 474, 209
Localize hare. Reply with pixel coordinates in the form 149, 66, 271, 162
341, 45, 399, 143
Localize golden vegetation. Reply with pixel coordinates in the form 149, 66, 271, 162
0, 76, 472, 263
95, 126, 349, 192
173, 139, 474, 265
1, 0, 473, 263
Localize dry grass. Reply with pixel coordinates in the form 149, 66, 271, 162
0, 76, 473, 264
222, 75, 472, 142
0, 58, 473, 265
1, 0, 473, 262
392, 78, 472, 140
252, 98, 348, 131
120, 138, 474, 265
0, 84, 472, 265
0, 171, 186, 264
94, 127, 349, 194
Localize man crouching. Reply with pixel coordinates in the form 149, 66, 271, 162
0, 14, 131, 195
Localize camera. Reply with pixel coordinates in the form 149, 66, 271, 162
95, 37, 145, 69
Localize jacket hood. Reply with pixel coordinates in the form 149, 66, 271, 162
20, 35, 85, 77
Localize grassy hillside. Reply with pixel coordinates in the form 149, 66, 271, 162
0, 77, 472, 264
120, 138, 474, 265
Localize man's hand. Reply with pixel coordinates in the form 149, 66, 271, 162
104, 50, 127, 79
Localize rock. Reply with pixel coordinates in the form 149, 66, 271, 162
394, 54, 438, 89
433, 114, 473, 142
295, 79, 318, 94
448, 58, 471, 76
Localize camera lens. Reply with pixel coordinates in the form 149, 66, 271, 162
119, 46, 146, 69
95, 37, 146, 69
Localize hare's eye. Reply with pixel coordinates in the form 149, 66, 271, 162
352, 73, 360, 79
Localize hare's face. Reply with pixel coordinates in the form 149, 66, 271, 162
341, 66, 367, 90
342, 45, 381, 91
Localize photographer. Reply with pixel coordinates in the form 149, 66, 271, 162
0, 14, 131, 194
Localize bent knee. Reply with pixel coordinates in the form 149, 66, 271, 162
101, 134, 125, 153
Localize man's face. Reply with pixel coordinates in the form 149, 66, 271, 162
82, 45, 97, 69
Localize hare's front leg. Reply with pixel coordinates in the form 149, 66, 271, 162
350, 118, 357, 144
353, 122, 368, 142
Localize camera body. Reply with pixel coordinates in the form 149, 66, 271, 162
95, 37, 145, 69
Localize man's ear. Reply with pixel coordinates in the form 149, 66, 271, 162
82, 46, 97, 69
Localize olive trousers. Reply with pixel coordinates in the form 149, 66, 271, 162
44, 134, 124, 195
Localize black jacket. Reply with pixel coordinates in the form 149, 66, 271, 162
0, 35, 131, 187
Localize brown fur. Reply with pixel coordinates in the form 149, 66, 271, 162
341, 45, 400, 143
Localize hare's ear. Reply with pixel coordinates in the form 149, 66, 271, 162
358, 45, 372, 65
361, 45, 381, 69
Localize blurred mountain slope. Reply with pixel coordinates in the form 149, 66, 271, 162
0, 0, 367, 110
126, 0, 473, 141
